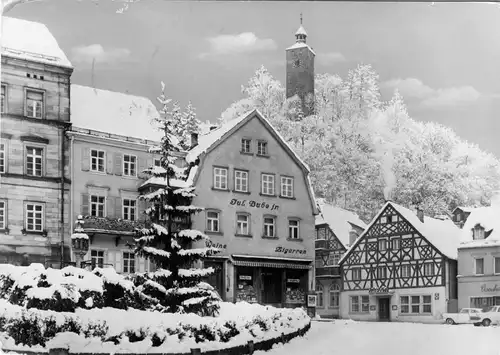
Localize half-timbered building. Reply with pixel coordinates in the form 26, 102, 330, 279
339, 201, 460, 323
315, 200, 366, 318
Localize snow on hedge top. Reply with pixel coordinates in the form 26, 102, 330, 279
458, 206, 500, 249
316, 200, 367, 247
71, 85, 162, 142
1, 17, 72, 68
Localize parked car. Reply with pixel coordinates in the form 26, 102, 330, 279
442, 308, 483, 325
476, 305, 500, 327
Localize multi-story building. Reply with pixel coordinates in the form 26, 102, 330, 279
285, 17, 315, 116
339, 201, 460, 323
184, 109, 318, 306
315, 200, 366, 318
0, 17, 73, 267
66, 84, 168, 273
457, 197, 500, 310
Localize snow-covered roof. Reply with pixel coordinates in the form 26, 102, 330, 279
285, 42, 316, 56
1, 17, 72, 69
295, 25, 308, 36
458, 206, 500, 249
70, 85, 162, 142
340, 201, 461, 263
316, 201, 367, 248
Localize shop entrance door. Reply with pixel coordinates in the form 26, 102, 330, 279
378, 297, 391, 321
262, 268, 282, 305
204, 261, 224, 300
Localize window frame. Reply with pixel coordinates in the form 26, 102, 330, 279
257, 140, 268, 156
316, 283, 324, 308
1, 85, 6, 114
90, 149, 106, 173
25, 145, 44, 177
122, 251, 136, 274
213, 166, 228, 190
400, 294, 432, 315
90, 249, 105, 269
378, 239, 388, 251
241, 138, 252, 154
122, 198, 137, 221
0, 200, 7, 230
474, 257, 485, 275
329, 284, 340, 309
390, 237, 400, 250
24, 88, 45, 119
376, 266, 387, 279
494, 256, 500, 275
423, 262, 435, 276
280, 176, 294, 198
401, 264, 411, 278
236, 212, 250, 236
350, 295, 369, 313
122, 154, 137, 177
473, 224, 485, 240
261, 173, 275, 196
351, 267, 362, 281
89, 194, 106, 218
234, 169, 249, 193
0, 140, 6, 174
24, 202, 45, 232
206, 210, 220, 233
263, 215, 276, 238
288, 218, 300, 239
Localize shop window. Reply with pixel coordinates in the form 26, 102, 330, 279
329, 284, 340, 308
470, 296, 500, 311
285, 272, 306, 305
235, 267, 257, 303
400, 295, 432, 314
316, 283, 324, 308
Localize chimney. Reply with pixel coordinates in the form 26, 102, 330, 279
190, 132, 198, 148
349, 229, 359, 246
416, 207, 424, 223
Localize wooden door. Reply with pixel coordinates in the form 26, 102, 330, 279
378, 298, 390, 321
262, 269, 283, 305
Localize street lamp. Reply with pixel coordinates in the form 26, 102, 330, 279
71, 215, 89, 268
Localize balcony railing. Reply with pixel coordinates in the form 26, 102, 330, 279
316, 266, 341, 277
81, 215, 191, 234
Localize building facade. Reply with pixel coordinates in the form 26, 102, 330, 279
457, 205, 500, 310
315, 200, 366, 318
339, 202, 460, 323
285, 18, 315, 117
188, 109, 318, 307
0, 17, 73, 267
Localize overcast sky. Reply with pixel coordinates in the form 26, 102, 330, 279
7, 0, 500, 157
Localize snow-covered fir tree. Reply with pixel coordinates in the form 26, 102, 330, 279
179, 101, 201, 150
133, 82, 220, 316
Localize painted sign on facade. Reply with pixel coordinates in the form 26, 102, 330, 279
275, 246, 307, 255
369, 286, 391, 295
205, 240, 227, 250
229, 198, 279, 211
481, 284, 500, 293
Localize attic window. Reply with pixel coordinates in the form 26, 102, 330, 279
472, 225, 485, 240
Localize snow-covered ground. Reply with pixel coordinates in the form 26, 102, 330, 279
256, 320, 500, 355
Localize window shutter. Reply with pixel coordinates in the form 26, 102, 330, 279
138, 198, 146, 221
106, 151, 113, 174
106, 196, 115, 218
138, 158, 147, 178
81, 148, 90, 171
115, 197, 122, 219
138, 257, 146, 273
81, 193, 89, 216
114, 153, 123, 176
115, 251, 122, 273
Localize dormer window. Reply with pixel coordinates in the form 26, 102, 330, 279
472, 224, 485, 240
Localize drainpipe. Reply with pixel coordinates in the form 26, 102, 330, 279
60, 126, 67, 268
69, 135, 75, 263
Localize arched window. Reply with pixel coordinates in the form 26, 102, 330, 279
329, 283, 340, 308
316, 283, 324, 308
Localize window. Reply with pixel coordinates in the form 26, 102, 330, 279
401, 264, 411, 278
473, 225, 485, 240
350, 296, 360, 313
0, 201, 5, 230
281, 176, 294, 198
390, 238, 400, 250
123, 154, 137, 176
0, 143, 5, 174
90, 195, 105, 217
331, 253, 341, 266
90, 149, 105, 172
456, 213, 462, 222
236, 214, 250, 235
123, 252, 136, 274
25, 203, 43, 232
361, 296, 369, 312
26, 147, 43, 176
400, 296, 410, 313
263, 216, 276, 238
422, 295, 432, 313
213, 167, 228, 190
288, 219, 300, 239
257, 140, 268, 155
379, 239, 387, 251
350, 295, 369, 313
475, 258, 484, 275
206, 211, 220, 232
352, 268, 361, 281
26, 89, 44, 118
91, 250, 104, 269
377, 266, 387, 279
329, 284, 340, 308
1, 85, 5, 113
495, 257, 500, 275
470, 296, 500, 310
316, 283, 324, 308
123, 199, 137, 221
261, 174, 275, 195
234, 170, 248, 192
154, 159, 161, 167
241, 138, 251, 153
411, 296, 420, 313
423, 263, 435, 276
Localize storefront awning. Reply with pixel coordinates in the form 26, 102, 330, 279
232, 254, 313, 270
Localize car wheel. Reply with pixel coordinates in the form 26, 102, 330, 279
445, 318, 455, 325
482, 318, 491, 327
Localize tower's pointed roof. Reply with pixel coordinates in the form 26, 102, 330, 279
295, 25, 307, 37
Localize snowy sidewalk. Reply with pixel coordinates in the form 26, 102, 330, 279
255, 321, 500, 355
